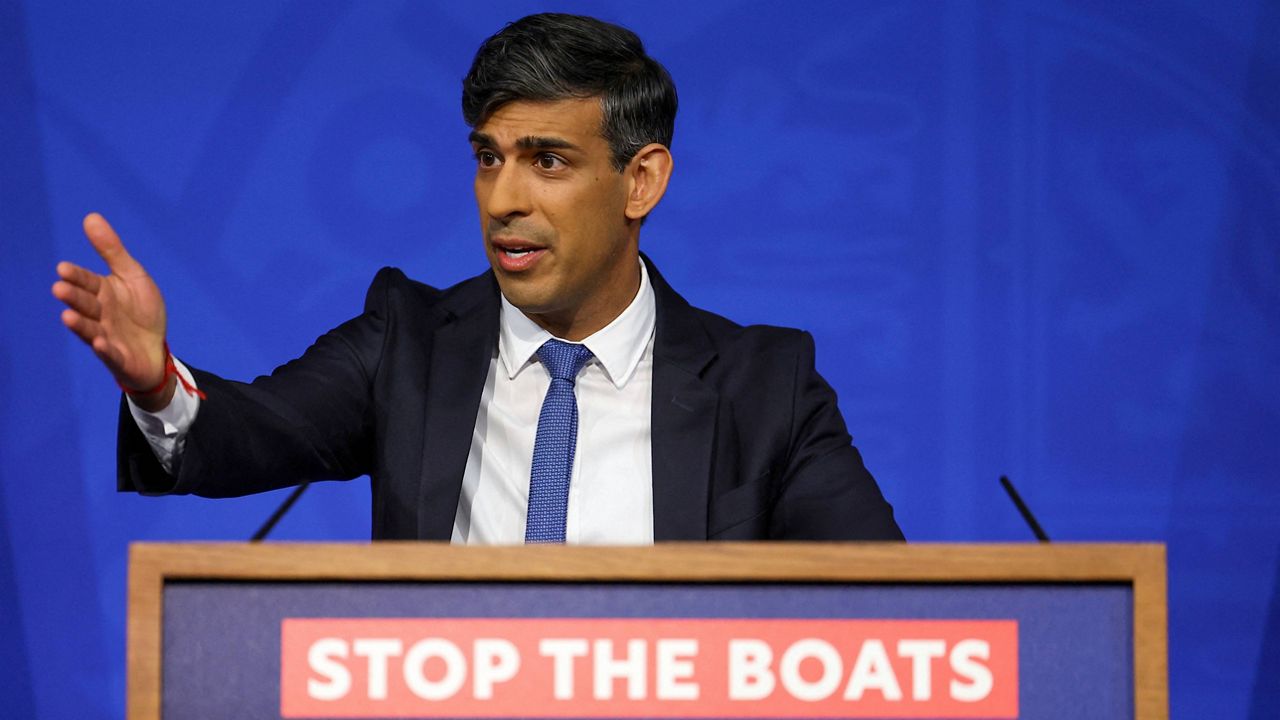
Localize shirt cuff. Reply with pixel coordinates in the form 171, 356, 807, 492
127, 357, 201, 473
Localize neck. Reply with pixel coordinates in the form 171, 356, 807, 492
527, 259, 643, 341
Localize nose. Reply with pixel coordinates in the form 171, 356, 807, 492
481, 163, 531, 222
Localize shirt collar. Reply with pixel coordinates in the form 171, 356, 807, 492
498, 259, 656, 389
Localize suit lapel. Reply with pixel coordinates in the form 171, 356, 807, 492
417, 273, 500, 538
647, 258, 719, 541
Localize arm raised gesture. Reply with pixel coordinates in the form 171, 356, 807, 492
52, 213, 173, 411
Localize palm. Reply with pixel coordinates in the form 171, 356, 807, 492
53, 213, 169, 391
98, 266, 167, 381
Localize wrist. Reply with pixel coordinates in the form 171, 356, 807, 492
127, 374, 178, 413
119, 342, 206, 411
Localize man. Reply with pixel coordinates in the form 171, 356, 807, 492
51, 13, 902, 542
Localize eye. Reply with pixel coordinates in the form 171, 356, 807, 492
475, 150, 500, 168
535, 153, 566, 171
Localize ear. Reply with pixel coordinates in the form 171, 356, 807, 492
624, 143, 673, 221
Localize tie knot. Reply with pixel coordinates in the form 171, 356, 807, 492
536, 339, 594, 382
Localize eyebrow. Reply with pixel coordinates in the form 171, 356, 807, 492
468, 131, 581, 152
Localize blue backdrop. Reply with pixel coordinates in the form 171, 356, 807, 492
3, 1, 1277, 717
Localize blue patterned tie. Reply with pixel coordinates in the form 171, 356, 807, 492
525, 339, 594, 543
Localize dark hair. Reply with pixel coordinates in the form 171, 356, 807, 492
462, 13, 677, 172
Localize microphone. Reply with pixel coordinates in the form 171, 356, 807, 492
250, 482, 311, 542
999, 475, 1050, 542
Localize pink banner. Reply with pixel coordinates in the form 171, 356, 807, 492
280, 618, 1018, 717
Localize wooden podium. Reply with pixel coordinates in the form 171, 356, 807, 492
128, 542, 1167, 719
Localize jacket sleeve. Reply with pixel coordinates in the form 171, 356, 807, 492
117, 268, 400, 498
768, 331, 905, 540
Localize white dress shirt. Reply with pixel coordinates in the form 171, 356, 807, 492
454, 262, 655, 544
130, 261, 656, 545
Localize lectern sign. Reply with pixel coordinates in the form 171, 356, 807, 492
137, 544, 1155, 719
280, 618, 1019, 718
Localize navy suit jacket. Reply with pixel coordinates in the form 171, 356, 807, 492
119, 258, 903, 541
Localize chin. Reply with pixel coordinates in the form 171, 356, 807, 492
494, 278, 552, 314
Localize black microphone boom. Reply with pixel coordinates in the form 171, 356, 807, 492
999, 475, 1050, 542
250, 482, 311, 542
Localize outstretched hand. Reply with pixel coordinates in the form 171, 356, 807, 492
52, 213, 173, 410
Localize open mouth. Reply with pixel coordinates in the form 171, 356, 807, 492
492, 240, 547, 272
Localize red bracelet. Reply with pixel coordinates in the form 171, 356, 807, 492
118, 342, 207, 400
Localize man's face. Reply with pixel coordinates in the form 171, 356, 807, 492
470, 98, 639, 340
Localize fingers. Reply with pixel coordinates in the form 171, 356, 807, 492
51, 278, 103, 320
60, 309, 130, 377
90, 335, 128, 375
60, 307, 103, 346
55, 260, 102, 295
83, 212, 144, 277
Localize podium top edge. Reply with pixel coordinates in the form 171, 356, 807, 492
127, 542, 1166, 584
